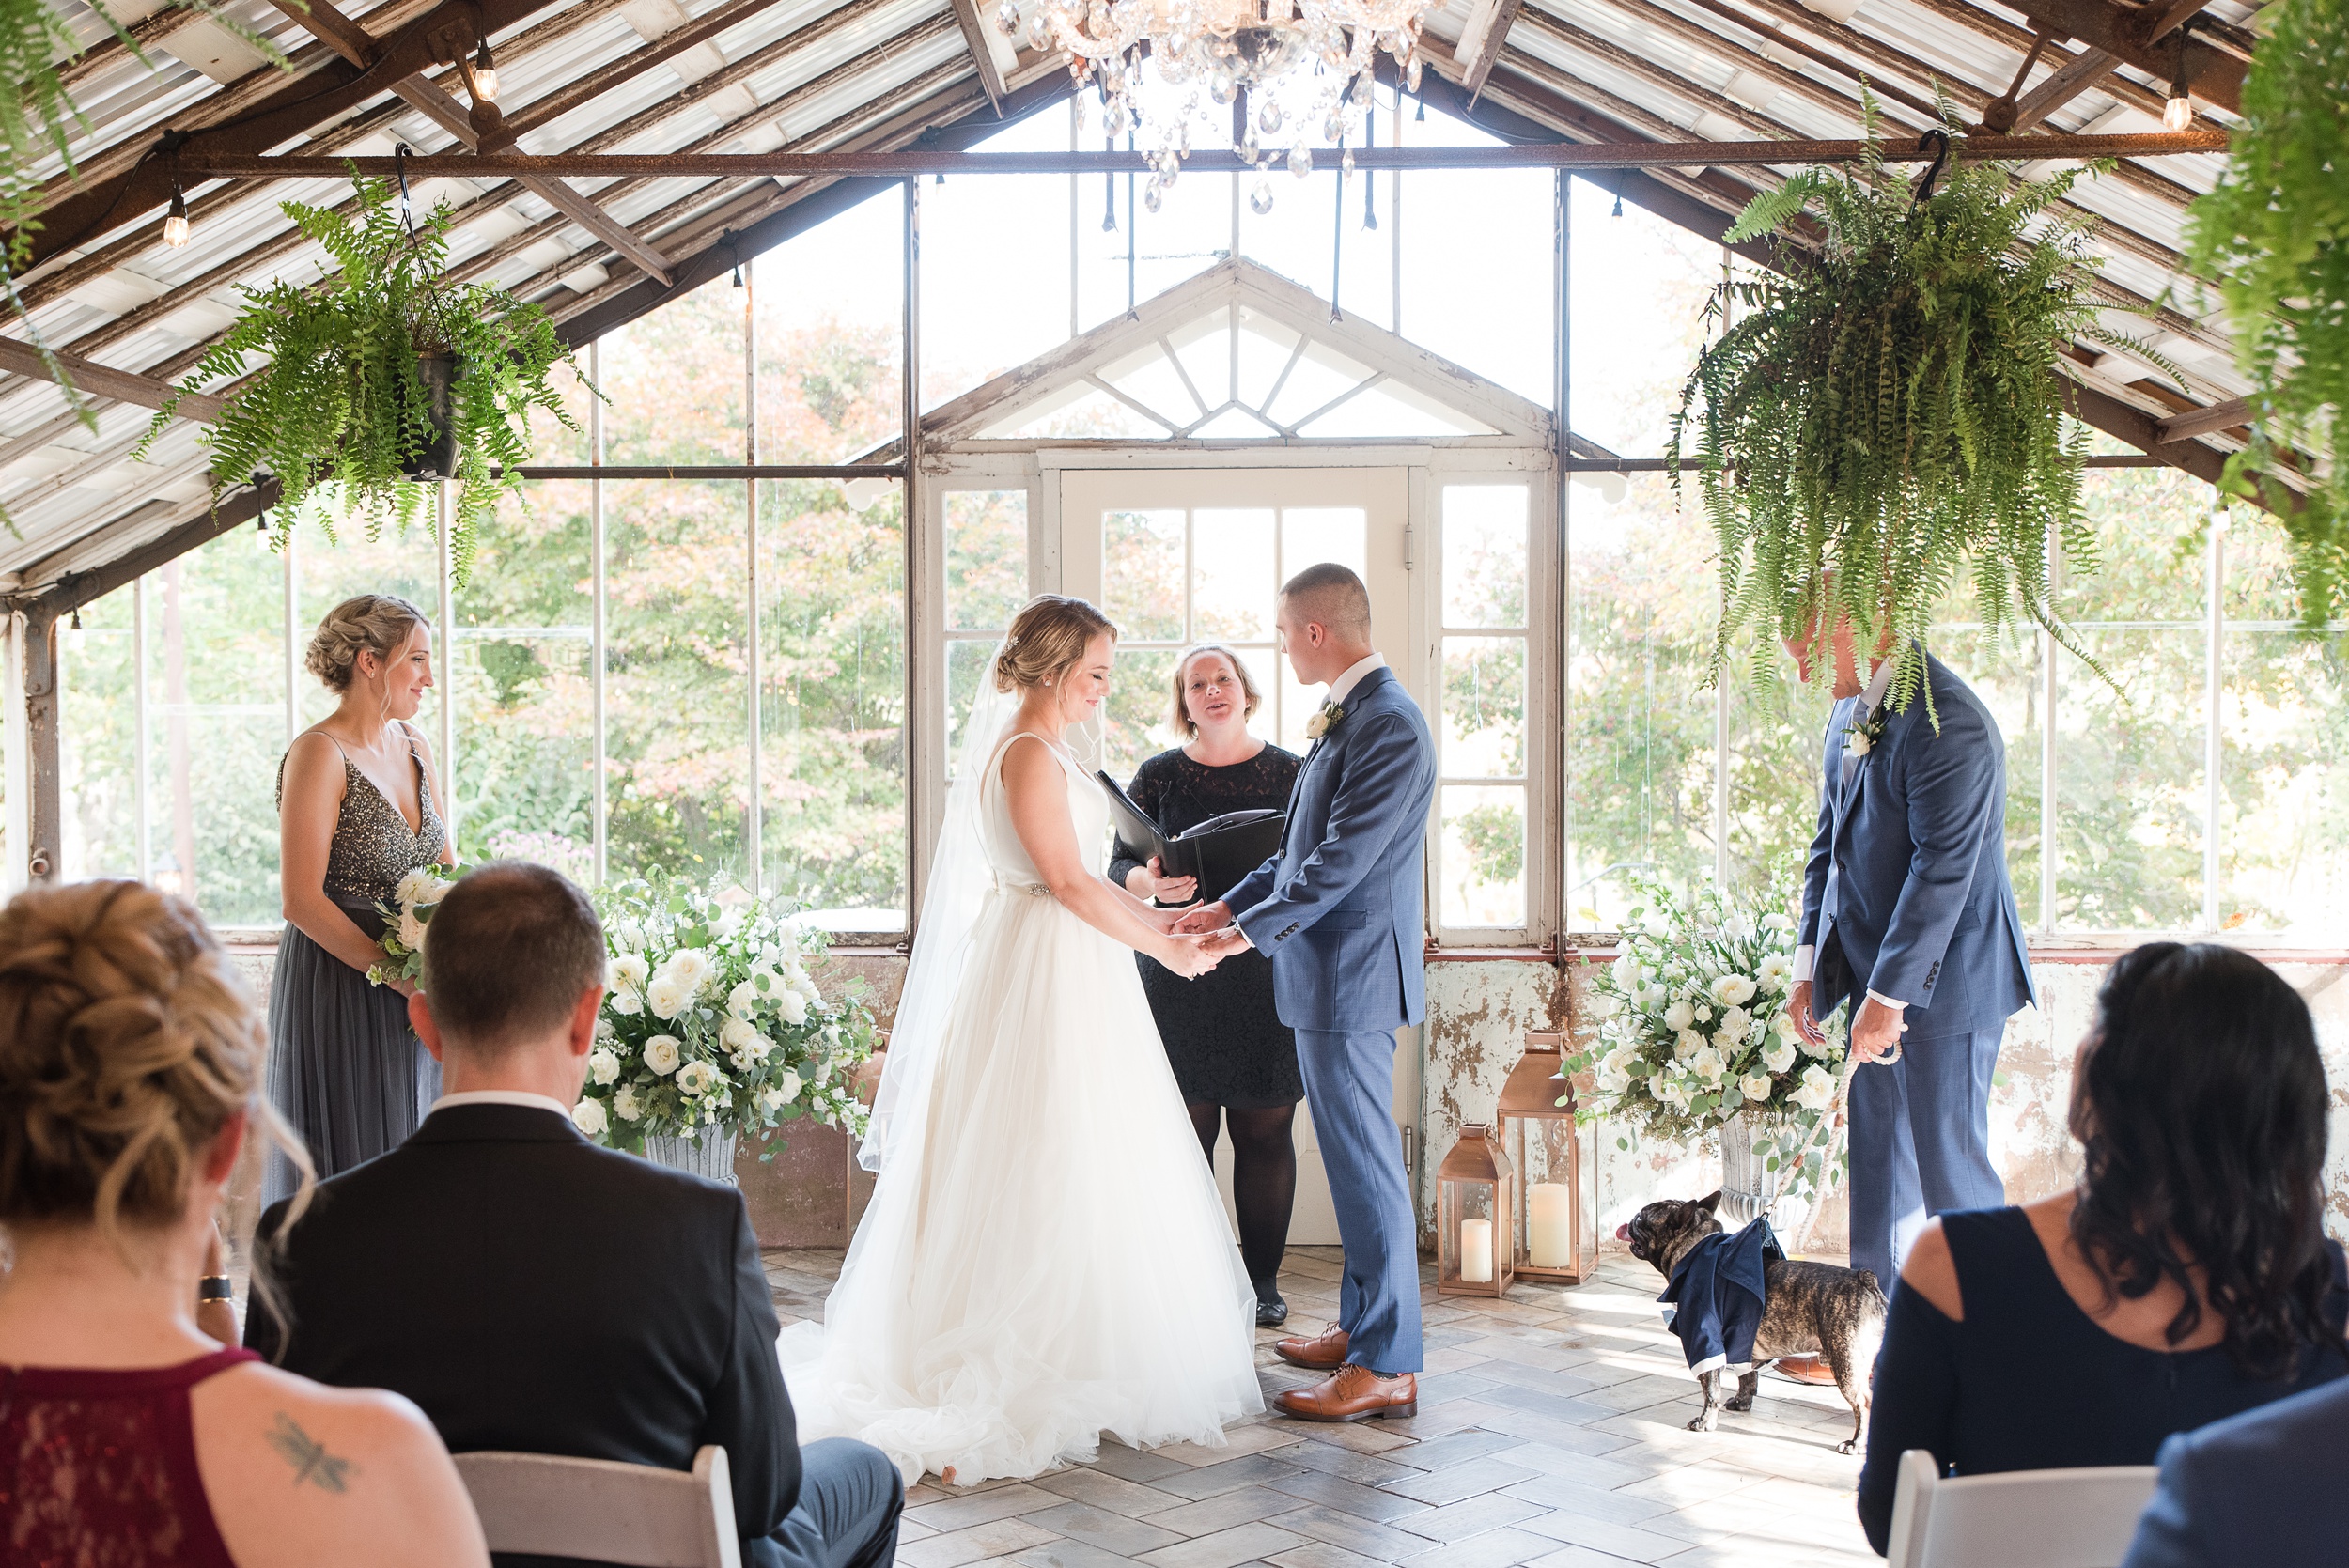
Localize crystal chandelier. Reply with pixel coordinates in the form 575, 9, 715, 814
998, 0, 1429, 211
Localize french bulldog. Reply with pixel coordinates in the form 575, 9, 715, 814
1618, 1190, 1886, 1454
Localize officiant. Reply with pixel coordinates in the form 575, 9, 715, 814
1112, 644, 1304, 1327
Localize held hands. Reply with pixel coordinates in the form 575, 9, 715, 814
1159, 933, 1226, 979
1171, 900, 1234, 935
1783, 980, 1827, 1048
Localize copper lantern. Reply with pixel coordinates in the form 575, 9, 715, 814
1498, 1031, 1599, 1285
1436, 1122, 1516, 1297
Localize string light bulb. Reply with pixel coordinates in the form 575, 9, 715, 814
472, 39, 498, 103
2163, 78, 2192, 132
163, 185, 190, 247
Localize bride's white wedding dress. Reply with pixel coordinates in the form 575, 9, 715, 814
779, 727, 1263, 1485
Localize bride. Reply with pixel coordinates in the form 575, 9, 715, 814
781, 594, 1266, 1484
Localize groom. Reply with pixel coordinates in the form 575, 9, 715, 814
1179, 563, 1435, 1422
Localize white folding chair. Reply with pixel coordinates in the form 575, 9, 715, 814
453, 1444, 742, 1568
1884, 1449, 2159, 1568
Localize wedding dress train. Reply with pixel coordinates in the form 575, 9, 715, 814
779, 729, 1263, 1485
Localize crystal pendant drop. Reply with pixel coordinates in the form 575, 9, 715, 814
995, 0, 1019, 34
1143, 182, 1164, 213
1250, 179, 1275, 214
1288, 145, 1314, 177
1341, 147, 1355, 175
1259, 101, 1283, 133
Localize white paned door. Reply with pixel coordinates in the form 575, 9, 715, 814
1057, 465, 1422, 1247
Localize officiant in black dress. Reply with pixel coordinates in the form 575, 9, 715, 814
1112, 645, 1303, 1327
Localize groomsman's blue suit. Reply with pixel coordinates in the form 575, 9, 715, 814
1227, 661, 1436, 1375
1799, 650, 2033, 1287
2121, 1377, 2349, 1568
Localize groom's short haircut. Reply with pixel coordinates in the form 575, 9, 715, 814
1280, 562, 1372, 640
421, 862, 604, 1055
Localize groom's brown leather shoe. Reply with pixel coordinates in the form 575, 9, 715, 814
1273, 1323, 1350, 1369
1276, 1366, 1417, 1422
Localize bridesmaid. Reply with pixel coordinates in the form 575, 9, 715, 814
266, 595, 452, 1203
1111, 644, 1304, 1327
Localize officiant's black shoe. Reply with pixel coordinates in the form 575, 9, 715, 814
1276, 1366, 1417, 1423
1273, 1323, 1349, 1369
1255, 1293, 1289, 1328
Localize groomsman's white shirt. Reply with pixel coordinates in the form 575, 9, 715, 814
428, 1089, 572, 1121
1794, 657, 1907, 1016
1326, 652, 1388, 707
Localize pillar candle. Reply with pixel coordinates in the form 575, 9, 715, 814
1459, 1218, 1494, 1283
1528, 1182, 1572, 1269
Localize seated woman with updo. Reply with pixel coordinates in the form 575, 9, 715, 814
0, 880, 486, 1565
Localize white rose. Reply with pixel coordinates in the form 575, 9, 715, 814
677, 1059, 717, 1095
1760, 911, 1794, 932
1710, 973, 1757, 1007
664, 949, 714, 993
1695, 1003, 1714, 1023
646, 973, 691, 1019
1739, 1070, 1773, 1102
1663, 1000, 1696, 1032
609, 989, 642, 1017
1719, 1005, 1750, 1039
610, 954, 650, 990
397, 907, 428, 952
1595, 1053, 1631, 1094
757, 1086, 787, 1114
643, 1034, 682, 1076
1689, 1045, 1725, 1083
1723, 913, 1754, 942
1846, 728, 1873, 757
1757, 953, 1794, 991
1654, 1078, 1689, 1109
595, 1017, 615, 1041
396, 867, 442, 909
614, 1085, 643, 1122
777, 989, 809, 1026
720, 1017, 761, 1053
1772, 1009, 1800, 1042
1641, 985, 1671, 1011
587, 1048, 620, 1085
1674, 1028, 1704, 1061
777, 1068, 803, 1104
1762, 1039, 1797, 1074
1793, 1063, 1837, 1110
729, 979, 761, 1016
773, 917, 805, 949
1611, 955, 1638, 988
571, 1097, 608, 1136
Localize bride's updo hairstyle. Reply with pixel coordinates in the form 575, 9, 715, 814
306, 593, 428, 692
0, 881, 311, 1252
994, 595, 1117, 693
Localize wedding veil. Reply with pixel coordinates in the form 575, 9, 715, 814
858, 630, 1103, 1175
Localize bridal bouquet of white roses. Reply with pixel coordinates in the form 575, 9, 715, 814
1566, 874, 1848, 1178
365, 863, 461, 987
573, 875, 880, 1157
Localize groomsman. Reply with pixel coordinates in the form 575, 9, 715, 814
1781, 603, 2034, 1291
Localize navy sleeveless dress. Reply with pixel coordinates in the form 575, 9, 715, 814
264, 730, 448, 1203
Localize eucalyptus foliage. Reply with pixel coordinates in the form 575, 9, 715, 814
2184, 0, 2349, 623
147, 177, 588, 578
1669, 116, 2150, 715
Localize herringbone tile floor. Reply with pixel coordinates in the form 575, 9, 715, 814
764, 1247, 1876, 1568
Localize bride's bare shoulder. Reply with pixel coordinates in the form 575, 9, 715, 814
997, 732, 1068, 799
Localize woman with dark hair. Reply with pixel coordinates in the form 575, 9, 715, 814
1857, 941, 2348, 1555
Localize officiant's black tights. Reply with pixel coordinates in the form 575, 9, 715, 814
1188, 1102, 1298, 1300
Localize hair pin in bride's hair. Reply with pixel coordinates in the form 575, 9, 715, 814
1004, 635, 1019, 649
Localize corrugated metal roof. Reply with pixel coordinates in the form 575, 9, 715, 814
0, 0, 2267, 598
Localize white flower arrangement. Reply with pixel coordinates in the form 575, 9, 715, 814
571, 875, 880, 1159
1567, 874, 1849, 1199
364, 862, 463, 987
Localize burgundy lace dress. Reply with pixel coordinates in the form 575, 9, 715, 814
1, 1346, 257, 1566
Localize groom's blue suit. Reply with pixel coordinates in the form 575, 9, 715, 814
1227, 662, 1435, 1374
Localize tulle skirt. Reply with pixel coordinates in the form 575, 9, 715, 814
264, 902, 440, 1205
780, 888, 1264, 1484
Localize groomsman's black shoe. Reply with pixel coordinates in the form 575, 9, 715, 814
1255, 1293, 1289, 1328
1273, 1322, 1349, 1369
1275, 1366, 1417, 1422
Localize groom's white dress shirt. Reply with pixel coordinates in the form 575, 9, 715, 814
1794, 657, 1906, 1017
428, 1089, 573, 1122
1326, 653, 1388, 708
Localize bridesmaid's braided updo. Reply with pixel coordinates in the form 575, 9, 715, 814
993, 595, 1117, 693
0, 881, 311, 1250
305, 594, 428, 692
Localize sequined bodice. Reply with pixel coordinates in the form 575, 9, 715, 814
278, 732, 448, 903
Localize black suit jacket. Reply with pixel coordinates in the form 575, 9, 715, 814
247, 1105, 799, 1568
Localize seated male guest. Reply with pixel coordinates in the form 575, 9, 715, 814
2120, 1378, 2349, 1568
247, 862, 902, 1568
1856, 942, 2349, 1555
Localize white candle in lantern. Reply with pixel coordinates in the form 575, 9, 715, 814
1459, 1218, 1494, 1283
1529, 1182, 1573, 1269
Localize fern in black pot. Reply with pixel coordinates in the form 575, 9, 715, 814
148, 173, 591, 578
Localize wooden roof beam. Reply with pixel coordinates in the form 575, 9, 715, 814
1994, 0, 2248, 112
501, 0, 811, 139
1454, 0, 1529, 99
0, 338, 224, 424
944, 0, 1013, 112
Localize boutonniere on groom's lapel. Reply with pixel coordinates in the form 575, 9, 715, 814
1304, 699, 1346, 741
1843, 705, 1889, 757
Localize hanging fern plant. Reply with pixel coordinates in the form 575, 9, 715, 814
1668, 111, 2158, 716
2184, 0, 2348, 622
145, 174, 591, 579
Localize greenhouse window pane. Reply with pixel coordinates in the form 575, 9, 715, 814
1441, 636, 1526, 779
1441, 785, 1527, 929
1104, 509, 1186, 641
2220, 629, 2349, 935
946, 489, 1027, 630
1442, 485, 1528, 629
2056, 629, 2205, 930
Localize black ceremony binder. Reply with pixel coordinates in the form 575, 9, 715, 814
1097, 770, 1287, 904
